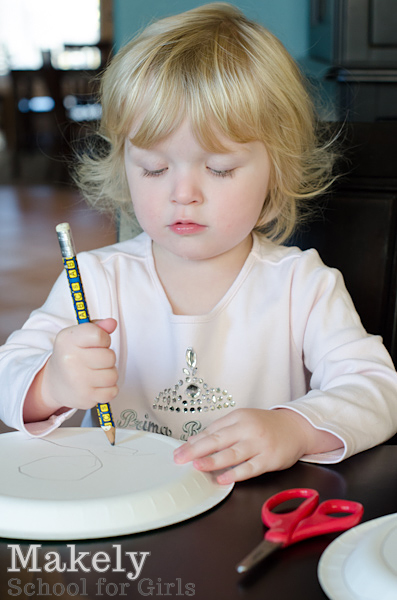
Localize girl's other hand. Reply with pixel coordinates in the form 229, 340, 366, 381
173, 408, 341, 484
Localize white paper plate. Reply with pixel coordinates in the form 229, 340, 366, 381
0, 427, 233, 540
318, 513, 397, 600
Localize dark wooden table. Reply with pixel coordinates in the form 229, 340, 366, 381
1, 444, 396, 600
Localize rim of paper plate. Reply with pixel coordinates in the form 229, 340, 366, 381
318, 513, 397, 600
0, 428, 234, 540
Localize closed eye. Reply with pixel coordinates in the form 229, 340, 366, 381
207, 167, 235, 178
142, 168, 168, 178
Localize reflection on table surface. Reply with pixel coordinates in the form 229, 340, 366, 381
0, 444, 396, 600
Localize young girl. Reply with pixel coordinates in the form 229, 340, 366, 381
1, 3, 396, 485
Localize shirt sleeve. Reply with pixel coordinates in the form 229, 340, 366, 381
271, 248, 397, 463
0, 250, 112, 436
0, 269, 79, 434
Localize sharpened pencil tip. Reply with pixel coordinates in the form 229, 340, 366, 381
104, 426, 116, 446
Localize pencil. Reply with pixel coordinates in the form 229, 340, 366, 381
55, 222, 116, 446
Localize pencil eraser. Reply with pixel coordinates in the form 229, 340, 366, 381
56, 222, 71, 233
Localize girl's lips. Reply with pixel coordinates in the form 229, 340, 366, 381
169, 222, 206, 235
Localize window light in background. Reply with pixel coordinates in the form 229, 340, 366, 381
0, 0, 100, 72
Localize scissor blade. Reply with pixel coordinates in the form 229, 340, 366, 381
236, 539, 282, 573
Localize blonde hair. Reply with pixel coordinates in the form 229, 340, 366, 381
76, 2, 336, 243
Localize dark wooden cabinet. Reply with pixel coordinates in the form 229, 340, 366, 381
289, 122, 397, 367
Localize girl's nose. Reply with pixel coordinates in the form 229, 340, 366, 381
170, 171, 204, 205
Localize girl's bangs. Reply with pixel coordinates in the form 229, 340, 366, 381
126, 57, 261, 153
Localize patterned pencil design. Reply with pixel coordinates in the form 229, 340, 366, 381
56, 222, 116, 446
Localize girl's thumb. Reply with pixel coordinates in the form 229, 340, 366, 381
93, 318, 117, 334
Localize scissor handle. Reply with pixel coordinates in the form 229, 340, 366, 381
262, 488, 364, 547
262, 488, 319, 545
290, 498, 364, 545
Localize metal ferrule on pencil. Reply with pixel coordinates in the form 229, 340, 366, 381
56, 223, 76, 259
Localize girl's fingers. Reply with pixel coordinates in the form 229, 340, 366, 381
87, 366, 118, 389
88, 384, 119, 406
192, 444, 266, 486
192, 440, 250, 471
216, 457, 262, 485
58, 322, 114, 350
83, 348, 117, 370
174, 424, 237, 464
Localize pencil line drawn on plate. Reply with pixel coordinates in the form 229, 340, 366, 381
0, 429, 235, 540
18, 437, 154, 482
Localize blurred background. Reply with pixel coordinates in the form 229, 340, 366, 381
0, 0, 396, 432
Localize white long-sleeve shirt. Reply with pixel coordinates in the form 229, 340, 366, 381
1, 232, 396, 463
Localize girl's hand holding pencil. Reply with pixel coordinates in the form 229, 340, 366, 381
23, 319, 118, 422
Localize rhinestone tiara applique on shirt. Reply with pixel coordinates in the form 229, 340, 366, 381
153, 348, 235, 415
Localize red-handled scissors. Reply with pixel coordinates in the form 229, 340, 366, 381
236, 488, 364, 573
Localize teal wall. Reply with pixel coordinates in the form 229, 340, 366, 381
113, 0, 310, 59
